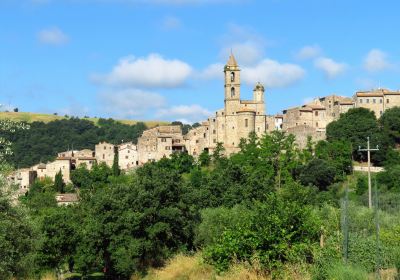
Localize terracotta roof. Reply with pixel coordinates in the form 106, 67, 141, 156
37, 163, 46, 169
56, 157, 72, 160
299, 106, 312, 112
55, 193, 79, 203
308, 104, 326, 110
339, 101, 354, 105
356, 93, 383, 97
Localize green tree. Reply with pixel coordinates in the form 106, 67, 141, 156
326, 108, 387, 164
54, 170, 65, 193
36, 207, 79, 274
298, 158, 336, 191
379, 106, 400, 144
198, 150, 211, 166
112, 148, 120, 176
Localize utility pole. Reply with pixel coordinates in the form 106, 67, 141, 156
358, 137, 379, 209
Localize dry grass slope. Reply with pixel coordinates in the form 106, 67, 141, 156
0, 111, 168, 128
140, 254, 311, 280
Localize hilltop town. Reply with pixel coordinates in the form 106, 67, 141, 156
9, 54, 400, 193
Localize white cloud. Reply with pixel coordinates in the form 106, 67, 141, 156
241, 59, 305, 88
219, 23, 266, 66
91, 54, 192, 89
363, 49, 391, 72
98, 89, 166, 118
37, 27, 69, 45
157, 104, 212, 123
220, 42, 264, 66
314, 57, 347, 79
197, 63, 224, 80
295, 45, 321, 60
161, 16, 182, 30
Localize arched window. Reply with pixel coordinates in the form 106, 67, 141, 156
230, 72, 235, 82
231, 87, 235, 98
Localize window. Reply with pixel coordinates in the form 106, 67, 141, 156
104, 146, 106, 150
373, 99, 376, 103
387, 99, 390, 104
222, 124, 224, 129
165, 146, 171, 150
245, 118, 248, 128
359, 98, 363, 104
203, 133, 206, 138
213, 139, 217, 143
125, 156, 128, 159
329, 105, 331, 108
316, 122, 319, 127
366, 99, 369, 103
230, 72, 235, 82
231, 87, 235, 97
380, 111, 383, 116
102, 154, 105, 159
315, 111, 318, 116
213, 118, 216, 122
258, 127, 260, 132
222, 112, 224, 116
380, 99, 383, 104
213, 129, 216, 134
196, 140, 199, 143
161, 138, 166, 142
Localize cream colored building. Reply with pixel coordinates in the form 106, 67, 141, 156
8, 168, 37, 195
137, 125, 185, 165
354, 88, 400, 118
95, 142, 116, 167
118, 142, 139, 171
185, 54, 269, 156
32, 158, 72, 183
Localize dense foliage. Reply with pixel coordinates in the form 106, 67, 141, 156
2, 106, 400, 279
4, 118, 148, 168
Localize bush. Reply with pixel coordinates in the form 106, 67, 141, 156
203, 194, 320, 272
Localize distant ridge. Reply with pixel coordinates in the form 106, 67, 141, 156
0, 111, 169, 128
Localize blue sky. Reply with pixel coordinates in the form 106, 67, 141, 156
1, 0, 400, 123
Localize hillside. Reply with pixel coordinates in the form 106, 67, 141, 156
0, 111, 169, 128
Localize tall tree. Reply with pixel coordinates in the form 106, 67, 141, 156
54, 170, 65, 193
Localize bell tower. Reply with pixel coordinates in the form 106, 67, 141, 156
224, 52, 240, 114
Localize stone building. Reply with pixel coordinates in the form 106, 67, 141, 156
57, 149, 96, 170
137, 125, 185, 165
118, 142, 139, 171
95, 142, 116, 167
354, 88, 400, 118
8, 168, 37, 195
186, 54, 269, 156
32, 158, 72, 183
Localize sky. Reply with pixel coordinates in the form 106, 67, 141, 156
1, 0, 400, 124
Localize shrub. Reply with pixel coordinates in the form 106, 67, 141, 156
203, 194, 320, 272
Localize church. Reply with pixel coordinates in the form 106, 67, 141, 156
185, 53, 271, 156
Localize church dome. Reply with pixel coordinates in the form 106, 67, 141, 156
254, 82, 265, 91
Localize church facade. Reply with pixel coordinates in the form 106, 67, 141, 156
185, 53, 270, 156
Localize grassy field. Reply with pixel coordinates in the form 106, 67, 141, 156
0, 111, 169, 128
